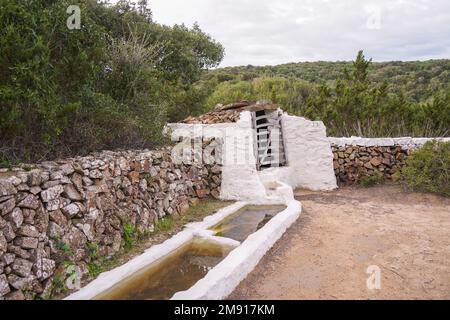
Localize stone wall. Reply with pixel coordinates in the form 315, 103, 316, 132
329, 137, 450, 184
331, 144, 408, 184
0, 145, 221, 300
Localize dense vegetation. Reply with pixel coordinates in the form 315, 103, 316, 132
1, 0, 448, 166
397, 141, 450, 197
203, 53, 450, 137
0, 0, 223, 164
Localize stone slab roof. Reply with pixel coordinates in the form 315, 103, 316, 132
181, 100, 278, 124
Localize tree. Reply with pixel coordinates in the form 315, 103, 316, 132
0, 0, 224, 164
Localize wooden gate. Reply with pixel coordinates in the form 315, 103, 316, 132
252, 110, 287, 170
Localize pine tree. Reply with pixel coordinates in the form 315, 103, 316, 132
352, 50, 371, 83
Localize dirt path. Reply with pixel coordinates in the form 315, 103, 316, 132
229, 185, 450, 300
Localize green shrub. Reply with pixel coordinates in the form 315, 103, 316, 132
398, 141, 450, 196
122, 221, 137, 251
87, 262, 104, 278
43, 273, 67, 300
0, 0, 223, 164
85, 242, 99, 260
53, 236, 73, 258
153, 217, 173, 233
359, 175, 385, 188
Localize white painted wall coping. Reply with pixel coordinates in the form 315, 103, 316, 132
171, 198, 301, 300
65, 194, 301, 300
65, 202, 245, 300
329, 136, 450, 148
65, 229, 194, 300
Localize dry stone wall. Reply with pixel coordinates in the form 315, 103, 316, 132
331, 144, 408, 184
329, 137, 450, 184
0, 145, 221, 300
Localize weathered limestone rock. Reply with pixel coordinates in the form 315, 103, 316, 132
18, 195, 40, 210
48, 221, 65, 238
0, 180, 17, 197
6, 245, 30, 260
33, 255, 55, 281
40, 185, 64, 202
48, 210, 67, 227
0, 274, 10, 296
17, 225, 40, 238
89, 169, 102, 179
41, 180, 61, 189
14, 237, 39, 249
63, 184, 83, 201
4, 290, 25, 300
62, 203, 83, 217
63, 226, 87, 250
0, 198, 15, 216
10, 208, 23, 228
59, 163, 74, 175
0, 233, 7, 254
7, 274, 34, 291
2, 253, 15, 265
2, 222, 16, 241
74, 222, 94, 241
46, 198, 69, 211
27, 170, 42, 187
11, 258, 33, 277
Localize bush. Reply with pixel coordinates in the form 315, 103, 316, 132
122, 221, 136, 251
398, 141, 450, 197
359, 175, 385, 188
0, 0, 224, 165
203, 51, 450, 137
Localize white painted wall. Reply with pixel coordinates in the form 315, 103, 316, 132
165, 110, 338, 199
281, 114, 338, 191
166, 112, 270, 202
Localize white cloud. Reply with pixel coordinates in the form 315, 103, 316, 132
134, 0, 450, 66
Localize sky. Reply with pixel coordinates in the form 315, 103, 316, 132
128, 0, 450, 67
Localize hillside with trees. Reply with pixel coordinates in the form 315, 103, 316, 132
0, 0, 448, 166
0, 0, 223, 164
202, 54, 449, 137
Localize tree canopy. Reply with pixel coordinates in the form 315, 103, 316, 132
204, 51, 449, 137
0, 0, 224, 164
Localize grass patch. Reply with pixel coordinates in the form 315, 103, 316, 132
42, 273, 67, 300
154, 216, 173, 233
122, 221, 137, 251
179, 200, 232, 224
87, 262, 104, 278
85, 242, 99, 260
359, 175, 385, 188
151, 199, 233, 235
53, 236, 73, 259
0, 157, 12, 169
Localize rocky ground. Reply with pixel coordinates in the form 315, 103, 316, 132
229, 184, 450, 300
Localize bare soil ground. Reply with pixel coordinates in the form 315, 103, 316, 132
229, 184, 450, 300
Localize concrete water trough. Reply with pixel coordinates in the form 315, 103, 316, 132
65, 197, 301, 300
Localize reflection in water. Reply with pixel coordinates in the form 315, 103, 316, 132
94, 239, 233, 300
210, 205, 286, 242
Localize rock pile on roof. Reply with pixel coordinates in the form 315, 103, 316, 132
181, 100, 279, 124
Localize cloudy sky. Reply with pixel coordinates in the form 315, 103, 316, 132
146, 0, 449, 66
